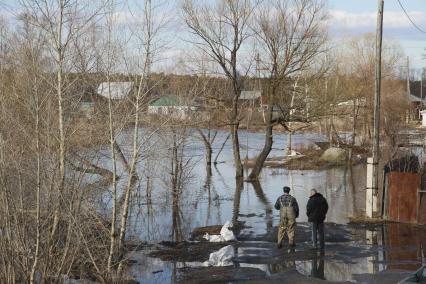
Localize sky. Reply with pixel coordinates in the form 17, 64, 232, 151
1, 0, 425, 71
328, 0, 426, 70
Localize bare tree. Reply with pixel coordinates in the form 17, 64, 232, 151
102, 0, 119, 276
18, 0, 105, 243
247, 0, 328, 180
182, 0, 257, 179
115, 0, 170, 275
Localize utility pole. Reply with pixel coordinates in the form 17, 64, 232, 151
367, 0, 383, 218
421, 68, 425, 100
407, 56, 410, 98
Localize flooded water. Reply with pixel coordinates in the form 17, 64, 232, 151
88, 129, 366, 241
81, 129, 425, 283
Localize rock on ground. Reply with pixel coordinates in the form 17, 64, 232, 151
320, 147, 347, 164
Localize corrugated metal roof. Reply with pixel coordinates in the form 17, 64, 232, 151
240, 90, 261, 100
97, 82, 133, 99
149, 96, 179, 106
149, 95, 201, 107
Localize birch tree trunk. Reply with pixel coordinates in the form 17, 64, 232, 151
51, 0, 66, 239
105, 2, 118, 273
116, 0, 153, 275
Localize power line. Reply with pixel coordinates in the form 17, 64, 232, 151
397, 0, 426, 34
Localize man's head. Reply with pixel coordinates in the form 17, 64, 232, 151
283, 186, 291, 194
310, 188, 317, 197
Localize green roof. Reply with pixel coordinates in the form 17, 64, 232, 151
149, 96, 179, 106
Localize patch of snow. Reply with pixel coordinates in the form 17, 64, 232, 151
203, 245, 235, 267
204, 221, 236, 242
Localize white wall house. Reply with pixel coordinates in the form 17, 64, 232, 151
148, 96, 200, 119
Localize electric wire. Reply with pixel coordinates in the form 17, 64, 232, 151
397, 0, 426, 34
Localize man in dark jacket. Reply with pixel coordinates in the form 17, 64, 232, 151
275, 186, 299, 248
306, 189, 328, 249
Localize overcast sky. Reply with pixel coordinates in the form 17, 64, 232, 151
1, 0, 425, 71
329, 0, 426, 69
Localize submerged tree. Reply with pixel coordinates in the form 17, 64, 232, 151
182, 0, 257, 179
247, 0, 328, 180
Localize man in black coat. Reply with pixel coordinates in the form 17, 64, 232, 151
306, 189, 328, 249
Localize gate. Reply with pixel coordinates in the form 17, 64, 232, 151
387, 172, 420, 223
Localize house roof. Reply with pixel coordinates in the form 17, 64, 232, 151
149, 96, 180, 106
97, 82, 133, 99
240, 90, 262, 100
408, 94, 425, 103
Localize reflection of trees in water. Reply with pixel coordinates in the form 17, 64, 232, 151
229, 177, 273, 232
232, 177, 244, 225
251, 180, 273, 230
171, 197, 183, 241
311, 251, 325, 280
347, 165, 357, 218
204, 172, 213, 224
157, 127, 197, 241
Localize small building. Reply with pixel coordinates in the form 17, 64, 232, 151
239, 90, 263, 107
148, 95, 200, 119
97, 82, 134, 100
408, 93, 426, 121
420, 110, 426, 127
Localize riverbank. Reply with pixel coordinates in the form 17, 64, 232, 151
243, 144, 369, 170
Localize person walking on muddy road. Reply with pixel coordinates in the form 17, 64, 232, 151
275, 186, 299, 248
307, 189, 328, 249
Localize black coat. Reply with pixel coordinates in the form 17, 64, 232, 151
306, 193, 328, 223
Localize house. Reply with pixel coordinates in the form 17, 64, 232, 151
408, 94, 426, 120
408, 81, 426, 120
239, 90, 263, 107
97, 82, 134, 100
420, 110, 426, 127
148, 95, 200, 119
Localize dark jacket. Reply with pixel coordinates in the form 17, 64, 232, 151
275, 194, 299, 218
306, 193, 328, 223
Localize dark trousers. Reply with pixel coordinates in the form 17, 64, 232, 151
311, 222, 324, 248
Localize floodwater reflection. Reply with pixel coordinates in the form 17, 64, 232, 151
294, 223, 426, 282
95, 133, 368, 241
310, 250, 325, 280
83, 130, 368, 241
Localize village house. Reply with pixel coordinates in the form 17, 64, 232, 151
148, 95, 201, 120
97, 81, 134, 100
409, 81, 426, 121
239, 90, 263, 109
